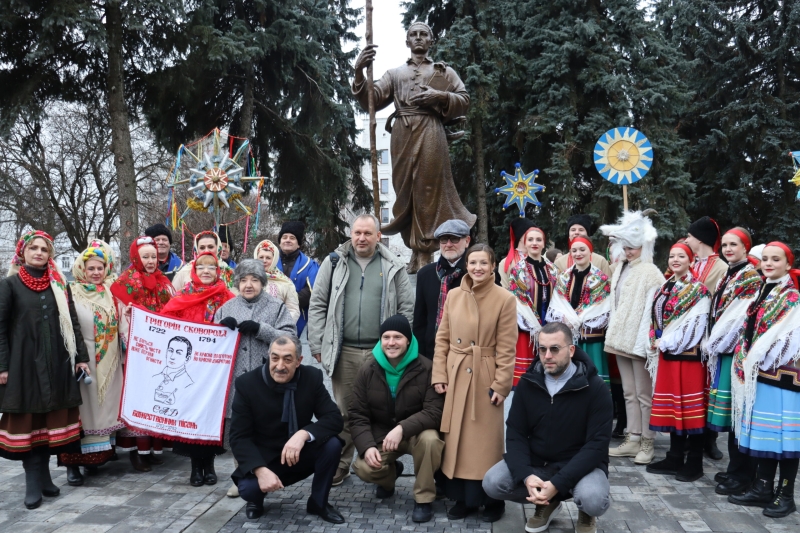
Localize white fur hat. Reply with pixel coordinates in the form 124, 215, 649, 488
599, 211, 658, 264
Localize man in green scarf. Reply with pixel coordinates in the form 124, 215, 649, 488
348, 315, 444, 523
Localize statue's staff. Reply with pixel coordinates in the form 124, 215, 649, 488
366, 0, 381, 217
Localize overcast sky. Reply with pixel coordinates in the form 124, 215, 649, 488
351, 1, 409, 118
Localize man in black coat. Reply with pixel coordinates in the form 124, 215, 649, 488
230, 335, 345, 523
412, 219, 471, 359
482, 322, 613, 533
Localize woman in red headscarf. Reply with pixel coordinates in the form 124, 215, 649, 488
111, 236, 175, 472
161, 252, 235, 487
0, 230, 90, 509
645, 242, 710, 483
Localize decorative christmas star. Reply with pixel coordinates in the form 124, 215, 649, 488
594, 127, 653, 184
495, 163, 545, 216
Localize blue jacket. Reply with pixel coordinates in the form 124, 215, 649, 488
158, 251, 184, 281
276, 250, 319, 334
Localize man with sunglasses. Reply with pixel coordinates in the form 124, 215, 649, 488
482, 322, 612, 533
412, 220, 471, 359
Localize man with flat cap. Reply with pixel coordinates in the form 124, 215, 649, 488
553, 214, 611, 277
413, 219, 471, 360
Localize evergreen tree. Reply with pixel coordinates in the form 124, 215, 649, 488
0, 0, 183, 263
405, 0, 693, 258
658, 0, 800, 248
141, 0, 371, 255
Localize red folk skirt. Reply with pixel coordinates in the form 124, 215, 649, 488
514, 330, 536, 388
649, 353, 707, 435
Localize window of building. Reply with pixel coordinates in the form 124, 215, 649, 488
381, 208, 390, 224
380, 179, 389, 194
381, 237, 390, 246
378, 150, 389, 165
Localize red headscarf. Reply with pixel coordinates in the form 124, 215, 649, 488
569, 236, 594, 254
764, 241, 800, 289
671, 242, 695, 263
110, 236, 174, 311
160, 252, 235, 324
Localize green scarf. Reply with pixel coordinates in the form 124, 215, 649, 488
372, 336, 419, 398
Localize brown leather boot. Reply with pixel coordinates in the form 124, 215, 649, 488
129, 452, 151, 472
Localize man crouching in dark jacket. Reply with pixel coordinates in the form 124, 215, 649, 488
482, 322, 612, 533
348, 315, 444, 524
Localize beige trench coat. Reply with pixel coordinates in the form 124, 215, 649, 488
432, 274, 517, 480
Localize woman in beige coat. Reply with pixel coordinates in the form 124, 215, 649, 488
432, 244, 517, 523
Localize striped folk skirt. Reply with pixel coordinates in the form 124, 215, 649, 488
0, 407, 82, 459
649, 354, 707, 435
514, 330, 535, 388
707, 353, 734, 432
738, 371, 800, 460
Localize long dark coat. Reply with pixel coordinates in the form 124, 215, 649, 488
0, 276, 89, 413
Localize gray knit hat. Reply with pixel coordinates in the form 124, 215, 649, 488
234, 259, 267, 286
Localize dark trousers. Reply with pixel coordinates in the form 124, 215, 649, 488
237, 437, 341, 509
726, 432, 756, 482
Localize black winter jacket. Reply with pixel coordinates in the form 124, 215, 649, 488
504, 348, 612, 495
229, 365, 343, 480
413, 255, 466, 358
0, 276, 89, 413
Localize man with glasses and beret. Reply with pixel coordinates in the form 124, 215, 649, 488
412, 219, 471, 360
482, 322, 612, 533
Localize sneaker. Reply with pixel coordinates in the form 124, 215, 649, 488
525, 501, 562, 533
608, 434, 640, 457
574, 510, 597, 533
226, 483, 239, 498
634, 437, 655, 465
331, 467, 350, 487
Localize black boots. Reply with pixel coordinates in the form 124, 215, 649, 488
66, 465, 84, 486
647, 451, 684, 476
676, 452, 704, 483
763, 480, 797, 518
728, 478, 774, 508
190, 456, 217, 486
610, 383, 627, 438
203, 457, 217, 485
190, 458, 205, 487
40, 456, 60, 497
22, 452, 43, 509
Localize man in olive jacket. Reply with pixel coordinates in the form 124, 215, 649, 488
308, 214, 414, 483
348, 315, 443, 523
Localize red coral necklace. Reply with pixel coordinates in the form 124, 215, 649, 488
19, 266, 50, 292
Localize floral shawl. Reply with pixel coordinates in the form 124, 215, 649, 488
110, 237, 174, 311
703, 263, 761, 380
508, 257, 558, 334
70, 240, 120, 404
732, 276, 800, 436
253, 239, 295, 289
161, 252, 235, 324
546, 264, 611, 342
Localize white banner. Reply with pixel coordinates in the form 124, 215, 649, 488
119, 306, 240, 444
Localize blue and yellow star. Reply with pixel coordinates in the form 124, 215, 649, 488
495, 163, 545, 216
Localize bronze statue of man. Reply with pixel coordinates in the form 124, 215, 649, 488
352, 21, 476, 272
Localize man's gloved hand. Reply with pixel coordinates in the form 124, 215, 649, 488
219, 317, 238, 330
237, 320, 260, 336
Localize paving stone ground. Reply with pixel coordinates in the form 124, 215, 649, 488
1, 335, 799, 532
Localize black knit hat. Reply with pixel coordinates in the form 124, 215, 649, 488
380, 314, 412, 343
278, 221, 305, 245
566, 214, 593, 237
218, 225, 233, 247
687, 216, 720, 251
509, 218, 536, 249
144, 223, 173, 245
